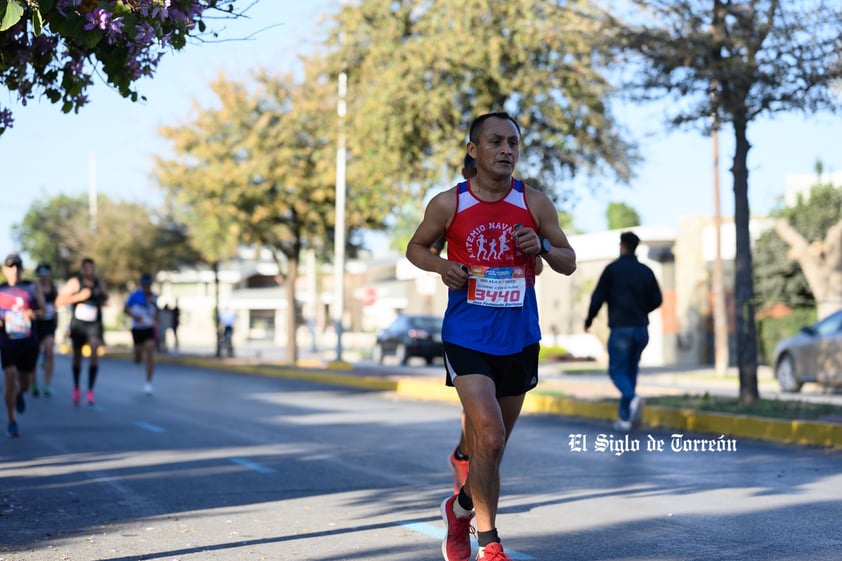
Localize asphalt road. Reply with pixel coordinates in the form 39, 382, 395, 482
2, 356, 841, 561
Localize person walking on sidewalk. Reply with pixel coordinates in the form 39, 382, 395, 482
407, 112, 576, 561
584, 231, 662, 432
125, 273, 159, 395
1, 253, 45, 437
56, 257, 109, 406
32, 263, 58, 397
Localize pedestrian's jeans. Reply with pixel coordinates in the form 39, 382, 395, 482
607, 326, 649, 421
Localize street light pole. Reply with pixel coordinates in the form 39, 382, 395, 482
88, 150, 97, 233
333, 71, 348, 363
712, 105, 729, 376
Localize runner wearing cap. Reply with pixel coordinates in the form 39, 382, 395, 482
1, 253, 45, 437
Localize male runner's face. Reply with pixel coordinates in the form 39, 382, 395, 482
471, 117, 520, 179
82, 262, 95, 279
2, 263, 21, 284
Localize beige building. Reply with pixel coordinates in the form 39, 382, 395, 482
151, 217, 771, 365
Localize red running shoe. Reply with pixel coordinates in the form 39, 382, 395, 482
440, 494, 474, 561
72, 387, 81, 406
477, 542, 512, 560
448, 449, 470, 494
86, 390, 95, 405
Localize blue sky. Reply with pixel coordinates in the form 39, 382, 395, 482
2, 1, 841, 258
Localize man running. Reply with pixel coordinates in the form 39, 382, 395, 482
32, 263, 58, 397
444, 154, 545, 495
407, 112, 576, 561
1, 254, 45, 437
56, 257, 109, 406
124, 273, 159, 395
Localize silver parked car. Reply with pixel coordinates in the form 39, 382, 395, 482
772, 309, 842, 392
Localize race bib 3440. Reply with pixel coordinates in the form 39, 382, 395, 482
466, 266, 526, 308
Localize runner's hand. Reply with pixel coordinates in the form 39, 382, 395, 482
441, 263, 470, 290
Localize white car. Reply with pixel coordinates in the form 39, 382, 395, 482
772, 309, 842, 392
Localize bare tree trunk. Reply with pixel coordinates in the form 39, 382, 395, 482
776, 217, 842, 320
285, 256, 299, 365
731, 114, 759, 404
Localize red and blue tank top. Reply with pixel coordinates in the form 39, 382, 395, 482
443, 178, 541, 354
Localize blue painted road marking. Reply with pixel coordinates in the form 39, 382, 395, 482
135, 421, 166, 433
230, 457, 276, 474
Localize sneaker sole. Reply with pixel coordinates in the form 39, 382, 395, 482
440, 496, 474, 561
440, 496, 452, 561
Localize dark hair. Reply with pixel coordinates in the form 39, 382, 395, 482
620, 231, 640, 252
463, 153, 476, 169
468, 112, 521, 144
140, 273, 153, 284
35, 263, 51, 275
81, 257, 95, 267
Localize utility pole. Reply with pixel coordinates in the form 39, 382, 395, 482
88, 150, 97, 233
711, 102, 729, 375
332, 71, 347, 363
710, 2, 729, 376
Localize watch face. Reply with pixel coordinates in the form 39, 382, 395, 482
541, 238, 551, 254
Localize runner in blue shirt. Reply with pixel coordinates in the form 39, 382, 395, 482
124, 273, 159, 395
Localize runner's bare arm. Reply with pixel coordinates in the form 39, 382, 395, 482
406, 190, 470, 290
55, 277, 82, 307
525, 187, 576, 275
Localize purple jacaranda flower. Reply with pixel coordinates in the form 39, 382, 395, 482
69, 57, 85, 74
84, 8, 111, 31
105, 17, 125, 44
151, 0, 171, 20
134, 21, 156, 45
0, 108, 14, 129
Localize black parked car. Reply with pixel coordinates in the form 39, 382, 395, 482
373, 314, 443, 365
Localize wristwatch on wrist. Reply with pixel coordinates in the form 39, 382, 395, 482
538, 237, 552, 256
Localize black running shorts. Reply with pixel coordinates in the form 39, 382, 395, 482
0, 345, 39, 372
69, 321, 104, 349
442, 341, 540, 398
131, 327, 156, 345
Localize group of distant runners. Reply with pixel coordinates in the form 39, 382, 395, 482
1, 254, 163, 438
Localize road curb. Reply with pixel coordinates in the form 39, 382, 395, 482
143, 353, 842, 449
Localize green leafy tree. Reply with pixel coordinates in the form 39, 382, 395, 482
604, 0, 842, 403
324, 0, 637, 218
0, 0, 248, 135
154, 68, 384, 363
606, 202, 640, 230
753, 230, 813, 310
11, 193, 199, 288
11, 194, 88, 279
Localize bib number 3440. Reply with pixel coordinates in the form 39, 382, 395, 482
467, 276, 525, 308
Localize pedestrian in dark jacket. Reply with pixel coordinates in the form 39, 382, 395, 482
585, 231, 662, 431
